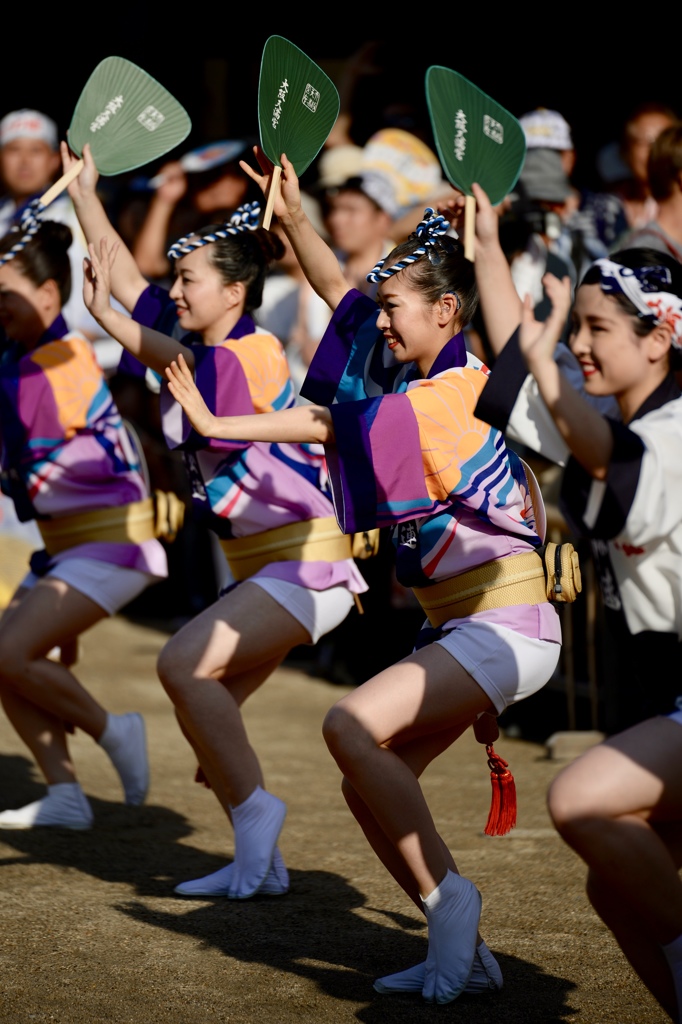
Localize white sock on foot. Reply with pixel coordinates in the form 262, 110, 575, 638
0, 783, 93, 830
421, 870, 481, 1004
374, 941, 502, 995
174, 847, 289, 897
228, 786, 287, 899
662, 932, 682, 1022
99, 712, 149, 806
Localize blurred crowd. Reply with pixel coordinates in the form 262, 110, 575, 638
1, 47, 680, 732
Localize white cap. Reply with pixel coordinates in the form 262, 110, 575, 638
519, 108, 573, 151
0, 109, 58, 149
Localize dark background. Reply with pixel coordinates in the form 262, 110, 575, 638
5, 19, 680, 196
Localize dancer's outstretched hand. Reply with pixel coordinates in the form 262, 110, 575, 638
83, 236, 119, 323
166, 353, 217, 436
519, 273, 572, 373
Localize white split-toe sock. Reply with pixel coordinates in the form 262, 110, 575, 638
421, 869, 482, 1004
174, 846, 289, 896
99, 712, 149, 806
374, 940, 502, 995
228, 785, 287, 899
0, 782, 93, 830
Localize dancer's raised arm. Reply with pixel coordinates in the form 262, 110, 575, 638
84, 237, 194, 377
240, 149, 349, 311
63, 142, 149, 313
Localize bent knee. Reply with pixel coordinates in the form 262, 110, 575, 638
156, 638, 191, 697
547, 770, 596, 835
0, 634, 30, 686
322, 702, 371, 766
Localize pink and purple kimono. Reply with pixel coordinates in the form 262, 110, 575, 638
0, 315, 167, 578
132, 286, 365, 595
300, 289, 560, 643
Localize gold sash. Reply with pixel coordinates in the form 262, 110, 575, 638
219, 516, 353, 582
413, 551, 547, 627
38, 493, 185, 556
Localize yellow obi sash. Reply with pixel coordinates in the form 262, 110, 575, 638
219, 516, 353, 582
38, 493, 185, 556
412, 551, 547, 627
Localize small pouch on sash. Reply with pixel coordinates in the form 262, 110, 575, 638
351, 529, 381, 560
541, 541, 582, 603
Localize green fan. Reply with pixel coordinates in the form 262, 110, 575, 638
257, 36, 340, 228
425, 66, 526, 260
41, 56, 191, 208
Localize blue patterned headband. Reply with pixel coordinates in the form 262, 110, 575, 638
167, 201, 262, 260
592, 258, 682, 349
366, 207, 455, 285
0, 199, 45, 267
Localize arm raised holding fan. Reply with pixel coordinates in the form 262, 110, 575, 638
63, 142, 150, 314
241, 148, 350, 312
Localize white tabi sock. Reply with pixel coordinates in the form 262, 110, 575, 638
228, 785, 287, 899
421, 869, 481, 1004
174, 846, 289, 897
99, 712, 149, 806
662, 932, 682, 1023
373, 940, 502, 995
0, 782, 93, 830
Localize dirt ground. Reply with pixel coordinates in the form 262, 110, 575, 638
0, 612, 669, 1024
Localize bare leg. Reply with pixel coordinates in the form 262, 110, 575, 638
0, 579, 108, 738
157, 582, 310, 897
548, 717, 682, 1021
322, 643, 495, 1002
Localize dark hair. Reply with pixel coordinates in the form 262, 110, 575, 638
648, 122, 682, 201
0, 220, 72, 304
196, 224, 284, 313
581, 247, 682, 368
379, 234, 478, 327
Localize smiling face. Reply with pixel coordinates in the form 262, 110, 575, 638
0, 260, 52, 346
169, 244, 239, 340
569, 283, 669, 417
376, 272, 456, 376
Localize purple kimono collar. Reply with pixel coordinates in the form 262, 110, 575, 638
404, 331, 467, 383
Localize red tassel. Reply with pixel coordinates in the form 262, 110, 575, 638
194, 765, 212, 789
484, 743, 517, 836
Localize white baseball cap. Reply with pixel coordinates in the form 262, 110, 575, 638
519, 108, 573, 152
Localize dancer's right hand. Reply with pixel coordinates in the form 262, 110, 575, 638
240, 148, 302, 222
63, 141, 99, 202
165, 353, 218, 437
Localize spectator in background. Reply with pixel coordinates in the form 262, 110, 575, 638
131, 140, 261, 285
587, 102, 678, 250
617, 122, 682, 263
0, 109, 102, 347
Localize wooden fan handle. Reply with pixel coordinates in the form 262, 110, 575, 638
262, 164, 282, 230
464, 193, 476, 263
39, 160, 85, 208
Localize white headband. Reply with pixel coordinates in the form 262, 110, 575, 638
592, 258, 682, 349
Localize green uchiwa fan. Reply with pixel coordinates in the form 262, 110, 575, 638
257, 36, 340, 228
425, 66, 526, 261
41, 56, 191, 208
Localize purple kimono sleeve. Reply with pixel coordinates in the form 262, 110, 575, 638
329, 393, 433, 533
160, 344, 254, 453
301, 289, 378, 406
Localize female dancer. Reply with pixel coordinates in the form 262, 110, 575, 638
162, 150, 562, 1003
465, 182, 682, 1021
66, 144, 366, 899
0, 219, 168, 829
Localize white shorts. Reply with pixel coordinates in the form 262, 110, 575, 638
21, 558, 156, 616
435, 619, 561, 715
249, 577, 355, 645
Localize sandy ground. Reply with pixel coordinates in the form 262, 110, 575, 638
0, 611, 669, 1024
